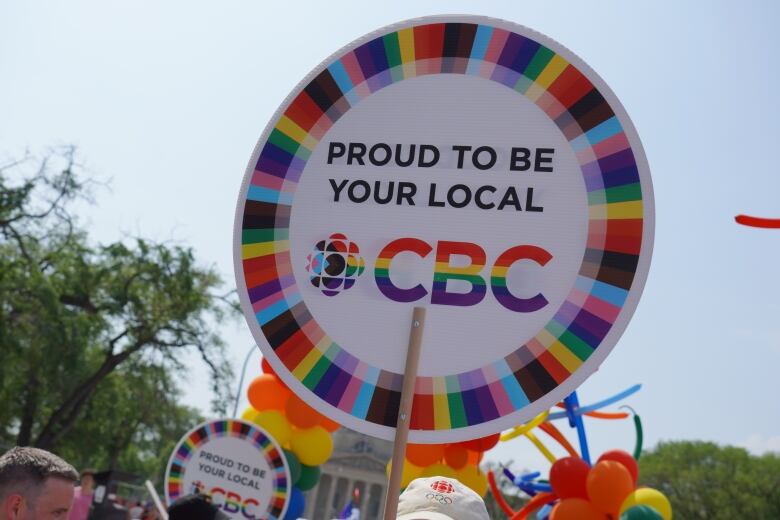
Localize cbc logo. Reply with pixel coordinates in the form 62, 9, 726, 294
305, 234, 552, 313
206, 487, 261, 519
305, 233, 366, 296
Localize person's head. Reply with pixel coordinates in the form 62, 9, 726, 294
77, 469, 96, 493
167, 494, 228, 520
0, 447, 78, 520
396, 477, 489, 520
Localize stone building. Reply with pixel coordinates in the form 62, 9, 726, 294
302, 429, 391, 520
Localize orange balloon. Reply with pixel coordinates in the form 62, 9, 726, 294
405, 443, 445, 467
319, 415, 341, 432
443, 444, 468, 470
586, 460, 635, 516
465, 450, 482, 466
286, 395, 324, 429
247, 374, 291, 411
597, 450, 638, 486
550, 498, 609, 520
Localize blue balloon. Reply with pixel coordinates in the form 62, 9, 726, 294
537, 503, 553, 520
284, 487, 305, 520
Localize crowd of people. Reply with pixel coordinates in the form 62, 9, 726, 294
0, 446, 489, 520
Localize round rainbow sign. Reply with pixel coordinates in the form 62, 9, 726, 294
165, 419, 290, 519
234, 16, 654, 443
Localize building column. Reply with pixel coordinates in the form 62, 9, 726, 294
325, 474, 338, 518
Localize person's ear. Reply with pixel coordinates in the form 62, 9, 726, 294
4, 494, 24, 519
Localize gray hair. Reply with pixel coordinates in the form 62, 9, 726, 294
0, 446, 78, 501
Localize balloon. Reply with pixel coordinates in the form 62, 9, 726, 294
547, 385, 642, 421
319, 415, 341, 432
253, 410, 291, 446
421, 463, 458, 480
406, 443, 445, 467
247, 374, 291, 411
514, 493, 556, 519
735, 214, 780, 228
386, 460, 423, 488
290, 425, 333, 466
283, 487, 305, 520
537, 504, 553, 520
283, 449, 301, 486
466, 449, 482, 465
549, 457, 590, 499
461, 433, 500, 452
598, 450, 639, 486
454, 464, 487, 497
296, 464, 321, 491
261, 357, 276, 375
550, 498, 609, 520
620, 489, 672, 520
620, 505, 664, 520
286, 395, 324, 429
586, 461, 634, 516
487, 471, 514, 517
444, 444, 468, 470
241, 406, 260, 423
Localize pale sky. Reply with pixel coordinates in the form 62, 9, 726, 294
2, 0, 779, 472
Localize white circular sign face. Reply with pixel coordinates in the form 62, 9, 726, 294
234, 15, 654, 443
165, 419, 290, 520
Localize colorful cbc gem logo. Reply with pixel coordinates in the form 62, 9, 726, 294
305, 233, 366, 296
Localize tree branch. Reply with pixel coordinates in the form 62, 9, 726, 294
34, 338, 147, 449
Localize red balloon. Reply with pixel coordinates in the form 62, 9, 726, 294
460, 433, 500, 452
550, 498, 609, 520
444, 444, 468, 470
247, 374, 291, 411
406, 443, 445, 467
261, 357, 276, 376
586, 460, 635, 516
549, 457, 590, 500
597, 449, 639, 486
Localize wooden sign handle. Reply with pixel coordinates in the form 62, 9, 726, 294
382, 306, 426, 520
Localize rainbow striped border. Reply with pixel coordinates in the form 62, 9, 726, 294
164, 419, 289, 519
235, 17, 653, 441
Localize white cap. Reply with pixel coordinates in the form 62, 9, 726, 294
396, 477, 489, 520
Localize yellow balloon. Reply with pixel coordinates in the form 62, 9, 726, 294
620, 488, 672, 520
241, 406, 260, 423
421, 463, 458, 479
253, 410, 292, 446
290, 425, 333, 466
456, 464, 488, 497
386, 460, 423, 488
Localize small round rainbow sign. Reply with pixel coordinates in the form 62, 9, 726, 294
164, 419, 290, 519
234, 15, 654, 443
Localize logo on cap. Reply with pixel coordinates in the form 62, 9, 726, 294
429, 480, 455, 494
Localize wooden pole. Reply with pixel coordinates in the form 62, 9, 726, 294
383, 306, 426, 520
144, 480, 168, 520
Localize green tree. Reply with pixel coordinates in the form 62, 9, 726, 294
0, 149, 236, 476
639, 441, 780, 519
55, 360, 204, 484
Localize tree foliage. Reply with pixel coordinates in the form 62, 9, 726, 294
0, 149, 236, 480
639, 440, 780, 519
